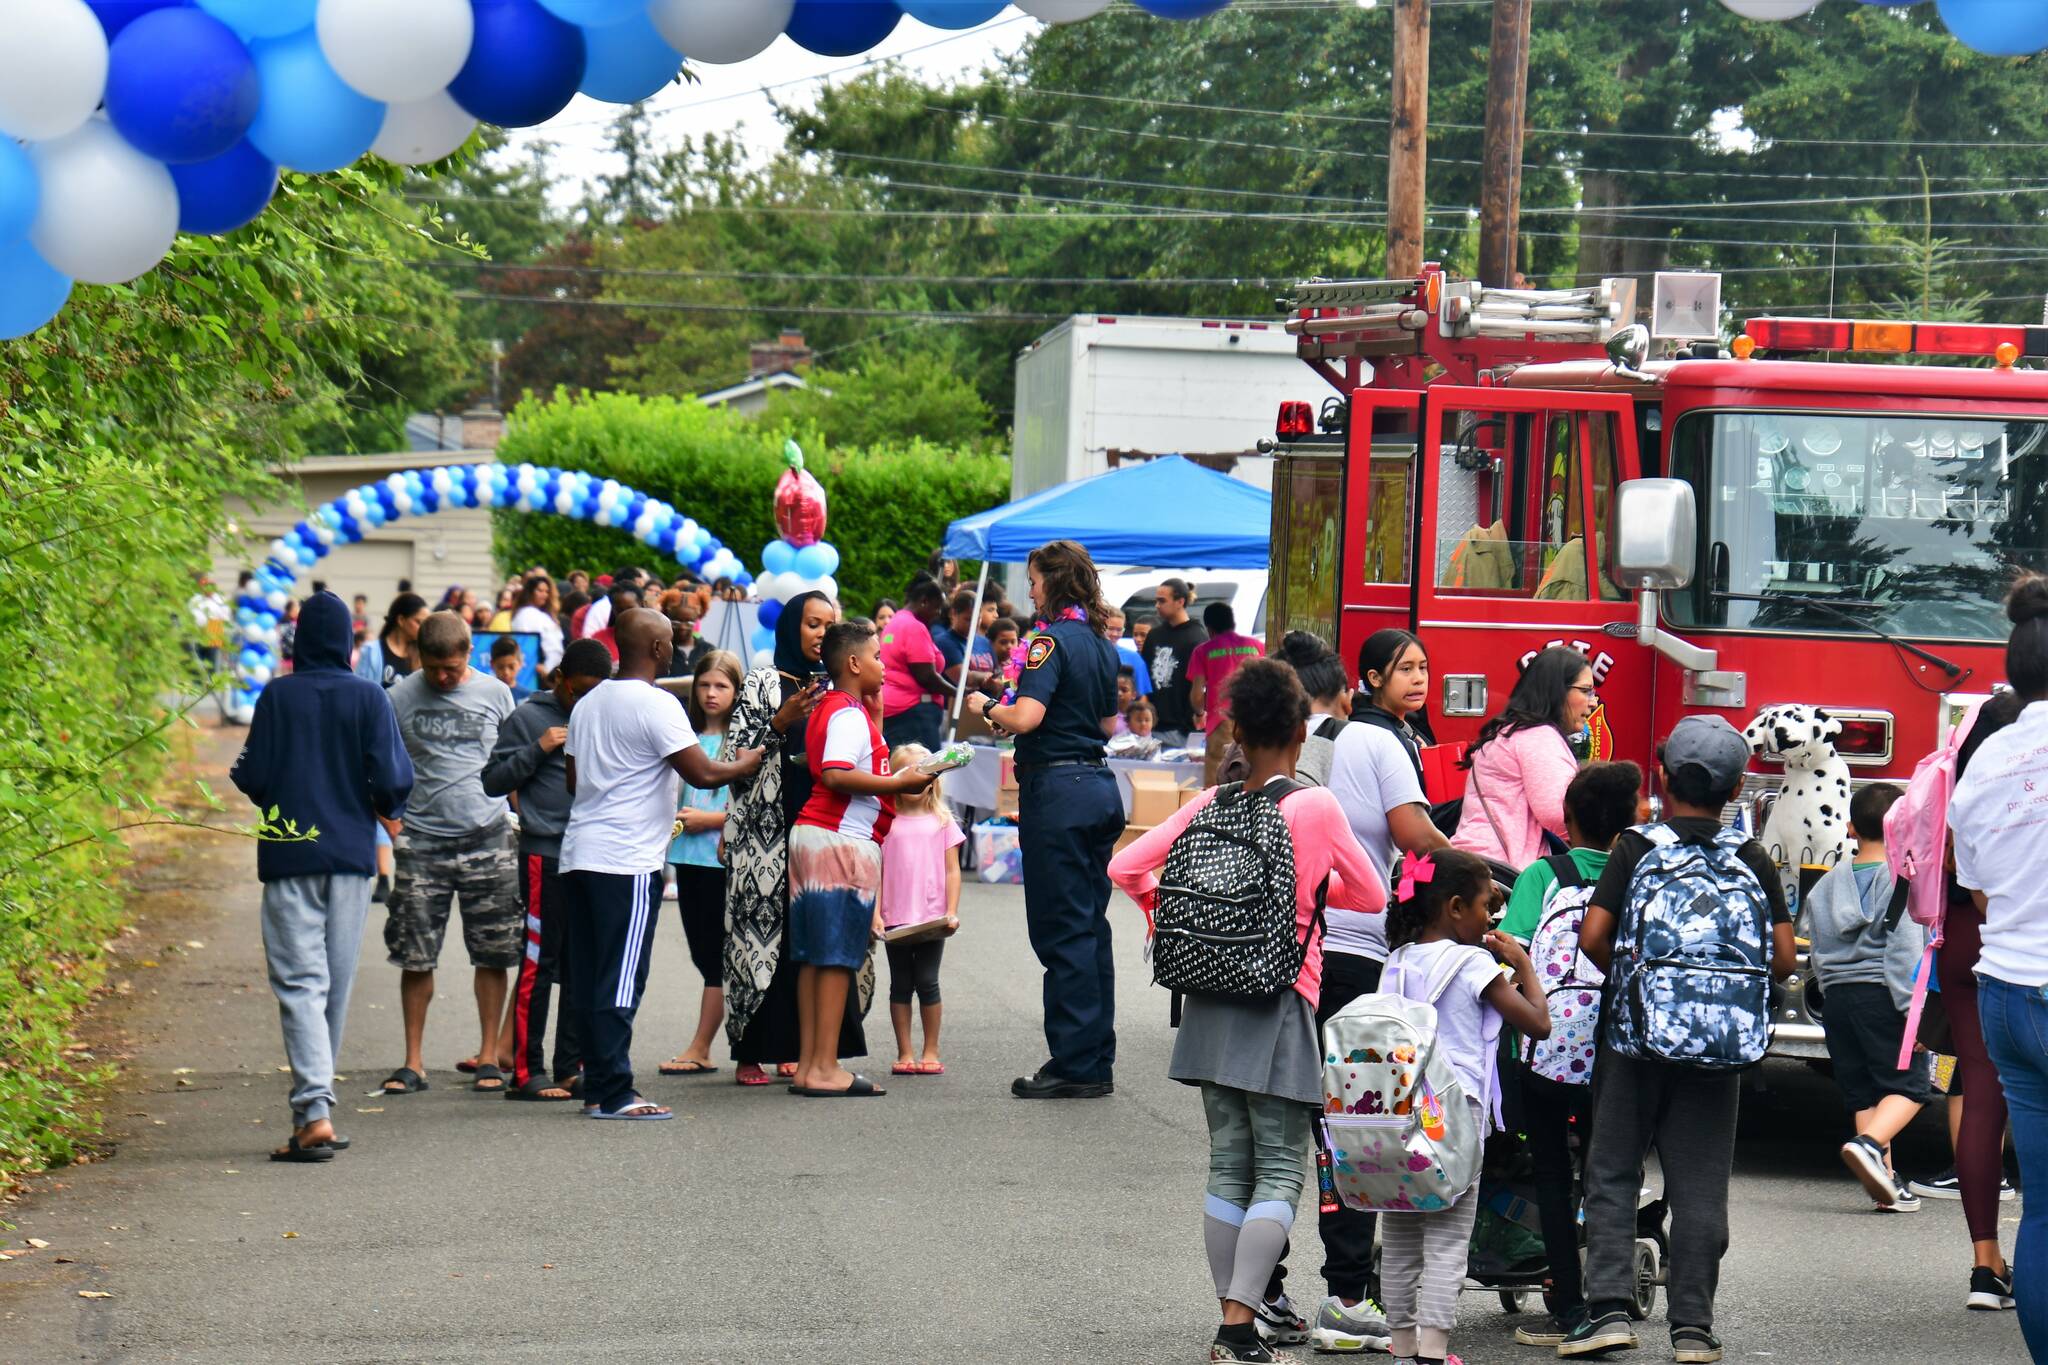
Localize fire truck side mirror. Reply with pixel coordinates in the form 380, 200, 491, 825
1616, 479, 1697, 591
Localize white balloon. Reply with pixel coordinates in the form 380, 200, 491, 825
814, 575, 838, 605
28, 121, 178, 285
647, 0, 794, 63
751, 648, 774, 669
1014, 0, 1112, 21
0, 0, 109, 142
1715, 0, 1820, 16
318, 0, 474, 103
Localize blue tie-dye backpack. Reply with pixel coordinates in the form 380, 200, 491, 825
1604, 824, 1772, 1071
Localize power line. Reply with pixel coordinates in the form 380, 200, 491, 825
455, 291, 1068, 323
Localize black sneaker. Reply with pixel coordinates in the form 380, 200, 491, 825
1210, 1323, 1275, 1363
373, 873, 391, 904
1840, 1134, 1897, 1205
1968, 1265, 2017, 1311
1557, 1311, 1638, 1357
1908, 1167, 1960, 1199
1010, 1065, 1112, 1099
1671, 1326, 1722, 1363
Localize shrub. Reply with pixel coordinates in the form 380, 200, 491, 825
490, 391, 1010, 615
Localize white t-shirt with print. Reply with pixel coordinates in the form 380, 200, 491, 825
1325, 722, 1428, 960
1380, 938, 1507, 1120
1953, 700, 2048, 987
560, 679, 699, 875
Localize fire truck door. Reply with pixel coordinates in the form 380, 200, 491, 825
1414, 386, 1650, 765
1337, 388, 1424, 676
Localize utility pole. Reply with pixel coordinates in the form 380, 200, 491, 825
1477, 0, 1533, 287
1385, 0, 1430, 278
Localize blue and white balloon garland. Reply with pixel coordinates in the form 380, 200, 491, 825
748, 537, 843, 671
230, 461, 750, 720
0, 0, 1239, 343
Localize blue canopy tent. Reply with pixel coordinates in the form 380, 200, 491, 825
941, 454, 1271, 567
938, 455, 1272, 733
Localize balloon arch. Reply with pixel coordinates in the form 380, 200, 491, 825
230, 453, 842, 720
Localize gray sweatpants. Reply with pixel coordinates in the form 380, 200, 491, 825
261, 874, 373, 1127
1379, 1189, 1482, 1359
1581, 1044, 1740, 1330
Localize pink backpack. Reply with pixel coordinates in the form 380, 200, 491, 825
1884, 700, 1984, 1068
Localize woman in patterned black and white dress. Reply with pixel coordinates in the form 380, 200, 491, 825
722, 590, 871, 1083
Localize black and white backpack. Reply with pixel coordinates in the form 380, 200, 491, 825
1150, 779, 1325, 1000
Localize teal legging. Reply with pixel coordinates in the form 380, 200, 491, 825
1202, 1082, 1312, 1209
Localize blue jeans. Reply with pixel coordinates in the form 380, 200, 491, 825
1977, 972, 2048, 1358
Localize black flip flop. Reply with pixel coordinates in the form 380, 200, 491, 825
506, 1077, 575, 1102
321, 1134, 351, 1152
381, 1067, 428, 1094
269, 1135, 337, 1163
472, 1064, 506, 1092
796, 1074, 887, 1098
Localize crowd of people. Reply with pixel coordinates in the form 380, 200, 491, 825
224, 546, 2048, 1365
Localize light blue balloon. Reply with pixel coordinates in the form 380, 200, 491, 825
0, 239, 72, 341
793, 543, 833, 579
811, 541, 841, 577
246, 30, 385, 174
537, 0, 645, 23
896, 1, 1009, 28
579, 10, 682, 104
762, 540, 796, 575
751, 626, 776, 653
0, 139, 38, 246
196, 0, 316, 38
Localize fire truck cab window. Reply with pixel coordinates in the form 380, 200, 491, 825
1668, 410, 2048, 641
1434, 407, 1626, 601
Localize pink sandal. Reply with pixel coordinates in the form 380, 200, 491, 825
735, 1063, 771, 1087
918, 1061, 946, 1075
891, 1062, 921, 1075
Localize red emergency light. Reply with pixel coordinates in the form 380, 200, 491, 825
1276, 400, 1314, 440
1745, 316, 2048, 364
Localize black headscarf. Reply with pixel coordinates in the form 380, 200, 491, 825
773, 589, 832, 822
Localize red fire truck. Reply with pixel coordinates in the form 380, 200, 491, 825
1268, 265, 2045, 1057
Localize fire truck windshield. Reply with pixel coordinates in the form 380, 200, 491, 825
1667, 408, 2048, 642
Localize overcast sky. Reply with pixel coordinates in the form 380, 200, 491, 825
517, 13, 1036, 201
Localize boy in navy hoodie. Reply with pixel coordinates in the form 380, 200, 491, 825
231, 591, 414, 1163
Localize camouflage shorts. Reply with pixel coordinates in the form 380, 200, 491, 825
384, 827, 522, 972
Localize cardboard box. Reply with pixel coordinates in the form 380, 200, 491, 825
999, 752, 1017, 791
972, 820, 1023, 885
1127, 769, 1182, 827
1177, 781, 1203, 810
1114, 822, 1155, 854
996, 787, 1020, 820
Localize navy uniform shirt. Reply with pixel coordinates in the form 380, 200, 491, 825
1014, 617, 1119, 765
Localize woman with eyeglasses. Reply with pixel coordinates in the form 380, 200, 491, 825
1449, 645, 1597, 868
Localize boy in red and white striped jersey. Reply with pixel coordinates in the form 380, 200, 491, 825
788, 620, 936, 1097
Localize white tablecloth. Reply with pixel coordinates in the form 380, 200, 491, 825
941, 745, 1202, 821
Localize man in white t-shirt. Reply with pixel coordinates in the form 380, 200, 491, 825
560, 608, 762, 1119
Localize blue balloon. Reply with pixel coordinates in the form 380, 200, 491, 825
0, 139, 37, 246
0, 239, 72, 341
793, 543, 832, 579
537, 0, 645, 23
896, 0, 1008, 27
88, 1, 186, 41
105, 9, 258, 163
751, 626, 776, 653
580, 10, 683, 104
1935, 0, 2048, 55
762, 540, 796, 575
169, 139, 277, 234
784, 0, 902, 56
1133, 0, 1232, 15
246, 30, 385, 173
811, 542, 841, 577
734, 571, 753, 588
449, 0, 588, 129
756, 599, 783, 631
195, 0, 315, 39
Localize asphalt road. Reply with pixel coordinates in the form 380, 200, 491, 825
0, 723, 2029, 1364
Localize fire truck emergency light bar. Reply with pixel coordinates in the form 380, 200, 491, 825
1744, 317, 2048, 361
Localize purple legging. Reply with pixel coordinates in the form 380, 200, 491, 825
1938, 896, 2010, 1246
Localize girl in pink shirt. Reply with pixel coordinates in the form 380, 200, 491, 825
876, 746, 966, 1076
1451, 646, 1597, 868
1108, 660, 1386, 1364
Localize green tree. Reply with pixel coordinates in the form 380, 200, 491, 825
759, 359, 995, 451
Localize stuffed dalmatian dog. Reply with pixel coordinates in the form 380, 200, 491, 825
1742, 703, 1857, 869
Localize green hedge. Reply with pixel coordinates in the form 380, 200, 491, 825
490, 391, 1010, 615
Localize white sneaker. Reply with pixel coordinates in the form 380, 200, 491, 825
1876, 1174, 1921, 1213
1253, 1292, 1309, 1346
1308, 1295, 1391, 1353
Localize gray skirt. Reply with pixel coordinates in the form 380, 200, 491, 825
1169, 988, 1323, 1106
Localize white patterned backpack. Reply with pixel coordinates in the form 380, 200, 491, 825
1521, 855, 1605, 1085
1319, 947, 1485, 1213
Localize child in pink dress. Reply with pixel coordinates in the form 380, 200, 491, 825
876, 745, 966, 1075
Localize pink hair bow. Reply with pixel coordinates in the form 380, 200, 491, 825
1396, 850, 1436, 904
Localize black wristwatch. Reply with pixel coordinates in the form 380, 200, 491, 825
980, 695, 999, 722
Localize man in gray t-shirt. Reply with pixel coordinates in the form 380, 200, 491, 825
378, 612, 522, 1098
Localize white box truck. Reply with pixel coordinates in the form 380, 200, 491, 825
1010, 314, 1305, 501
